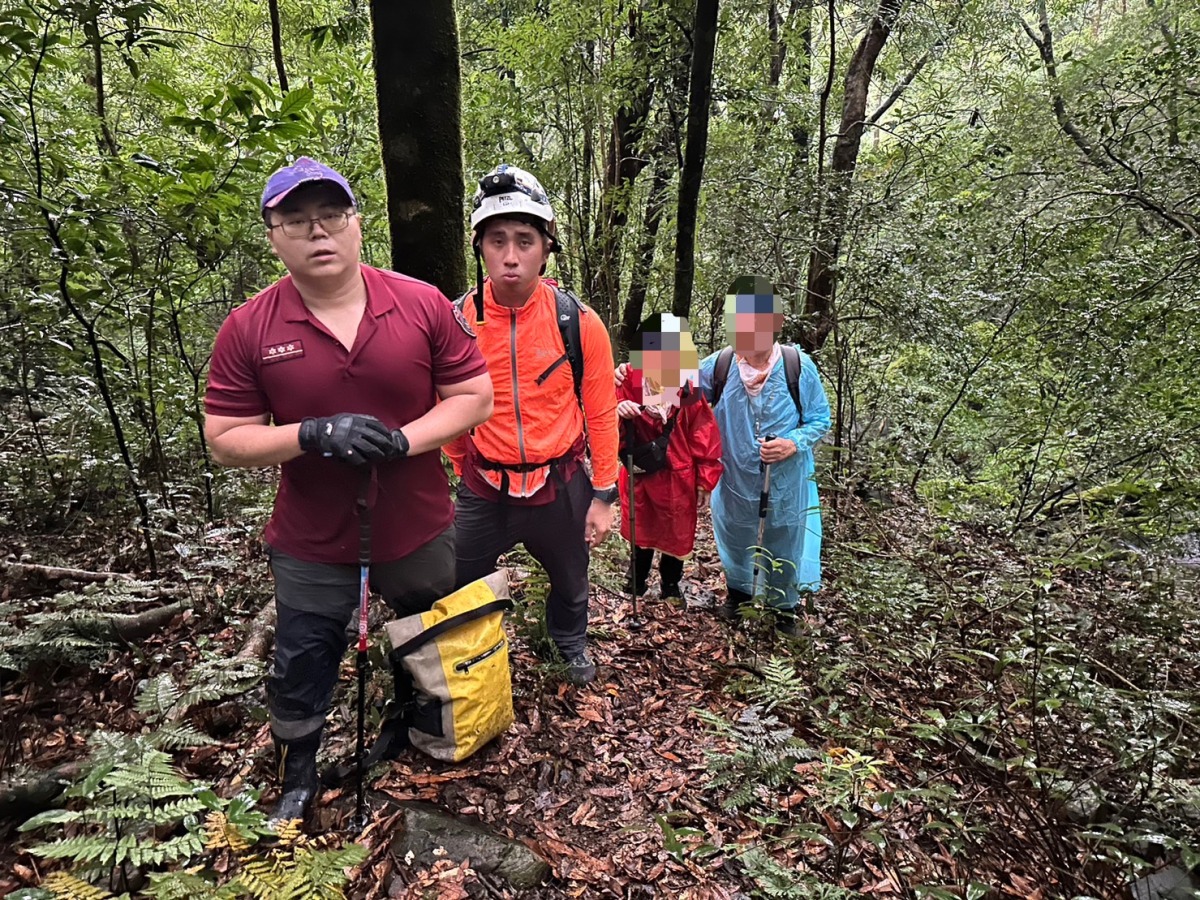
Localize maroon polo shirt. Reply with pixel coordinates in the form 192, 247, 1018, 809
205, 265, 487, 564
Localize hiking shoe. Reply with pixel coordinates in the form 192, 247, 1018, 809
772, 609, 798, 636
564, 652, 597, 685
661, 581, 682, 600
718, 588, 751, 622
717, 596, 740, 622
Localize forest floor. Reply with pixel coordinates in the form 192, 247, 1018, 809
1, 489, 1196, 899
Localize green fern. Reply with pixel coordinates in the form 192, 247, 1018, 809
135, 658, 263, 723
180, 656, 264, 707
739, 847, 859, 899
699, 704, 814, 811
142, 869, 231, 900
136, 672, 185, 718
21, 739, 211, 877
742, 656, 810, 713
151, 722, 219, 750
3, 584, 175, 668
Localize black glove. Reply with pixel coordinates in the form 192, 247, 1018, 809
298, 414, 393, 465
390, 428, 410, 458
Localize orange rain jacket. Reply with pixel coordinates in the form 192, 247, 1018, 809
445, 280, 619, 501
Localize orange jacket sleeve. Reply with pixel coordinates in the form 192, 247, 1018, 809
579, 306, 619, 488
443, 432, 467, 477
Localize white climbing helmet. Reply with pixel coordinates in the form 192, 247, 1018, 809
470, 163, 559, 249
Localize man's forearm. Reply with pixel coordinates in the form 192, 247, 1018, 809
403, 391, 493, 457
209, 423, 304, 468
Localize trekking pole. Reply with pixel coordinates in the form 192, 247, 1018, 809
351, 470, 372, 833
625, 419, 643, 630
749, 434, 777, 604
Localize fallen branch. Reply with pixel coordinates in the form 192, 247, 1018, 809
236, 600, 276, 661
3, 562, 136, 583
108, 600, 191, 642
0, 760, 83, 822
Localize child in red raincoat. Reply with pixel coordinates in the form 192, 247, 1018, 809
617, 314, 723, 598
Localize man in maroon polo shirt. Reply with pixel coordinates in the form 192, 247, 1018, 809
204, 157, 492, 823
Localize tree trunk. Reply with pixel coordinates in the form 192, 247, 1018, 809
589, 8, 656, 327
672, 0, 720, 320
369, 1, 467, 298
802, 0, 903, 353
268, 0, 289, 93
618, 158, 672, 353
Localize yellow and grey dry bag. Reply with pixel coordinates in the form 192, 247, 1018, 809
383, 570, 514, 763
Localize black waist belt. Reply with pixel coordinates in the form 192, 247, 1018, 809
472, 448, 578, 503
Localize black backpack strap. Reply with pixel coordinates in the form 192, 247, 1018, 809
455, 288, 477, 324
662, 405, 680, 440
781, 344, 803, 418
551, 286, 585, 407
711, 347, 735, 407
390, 598, 514, 659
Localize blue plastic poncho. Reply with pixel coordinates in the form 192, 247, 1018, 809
700, 347, 832, 609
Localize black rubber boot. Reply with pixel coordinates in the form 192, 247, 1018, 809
719, 588, 752, 622
659, 556, 684, 600
771, 608, 798, 636
270, 731, 320, 824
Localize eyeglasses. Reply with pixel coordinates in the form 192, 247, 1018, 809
267, 210, 355, 239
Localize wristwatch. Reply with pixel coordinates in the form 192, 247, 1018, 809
592, 485, 619, 504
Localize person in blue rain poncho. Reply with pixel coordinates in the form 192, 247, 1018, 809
701, 276, 831, 632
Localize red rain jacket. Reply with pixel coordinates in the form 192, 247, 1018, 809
617, 371, 723, 558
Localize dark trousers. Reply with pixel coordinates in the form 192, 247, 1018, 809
633, 547, 683, 595
454, 468, 592, 657
266, 525, 455, 742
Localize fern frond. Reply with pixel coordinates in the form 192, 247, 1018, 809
136, 673, 184, 718
126, 830, 206, 867
286, 844, 369, 897
269, 817, 305, 845
143, 868, 225, 900
150, 722, 219, 750
29, 832, 128, 865
79, 797, 206, 826
699, 703, 813, 811
41, 871, 114, 900
206, 811, 255, 853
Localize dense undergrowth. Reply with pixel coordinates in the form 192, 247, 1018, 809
2, 468, 1197, 898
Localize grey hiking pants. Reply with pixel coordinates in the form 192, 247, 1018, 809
453, 467, 592, 657
265, 525, 455, 743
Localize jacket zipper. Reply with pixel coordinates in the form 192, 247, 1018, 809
509, 311, 528, 495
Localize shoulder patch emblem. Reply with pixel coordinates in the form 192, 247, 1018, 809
452, 301, 477, 338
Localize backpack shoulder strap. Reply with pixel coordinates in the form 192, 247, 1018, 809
552, 286, 585, 405
711, 347, 735, 408
781, 344, 803, 418
456, 287, 483, 327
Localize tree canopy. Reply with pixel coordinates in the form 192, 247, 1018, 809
1, 1, 1199, 897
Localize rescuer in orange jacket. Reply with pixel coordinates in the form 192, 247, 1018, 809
446, 164, 619, 685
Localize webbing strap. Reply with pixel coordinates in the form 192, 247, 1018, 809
391, 598, 514, 659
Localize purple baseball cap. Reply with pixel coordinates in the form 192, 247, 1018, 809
261, 157, 357, 210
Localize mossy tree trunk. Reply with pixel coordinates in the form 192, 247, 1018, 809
369, 2, 467, 298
